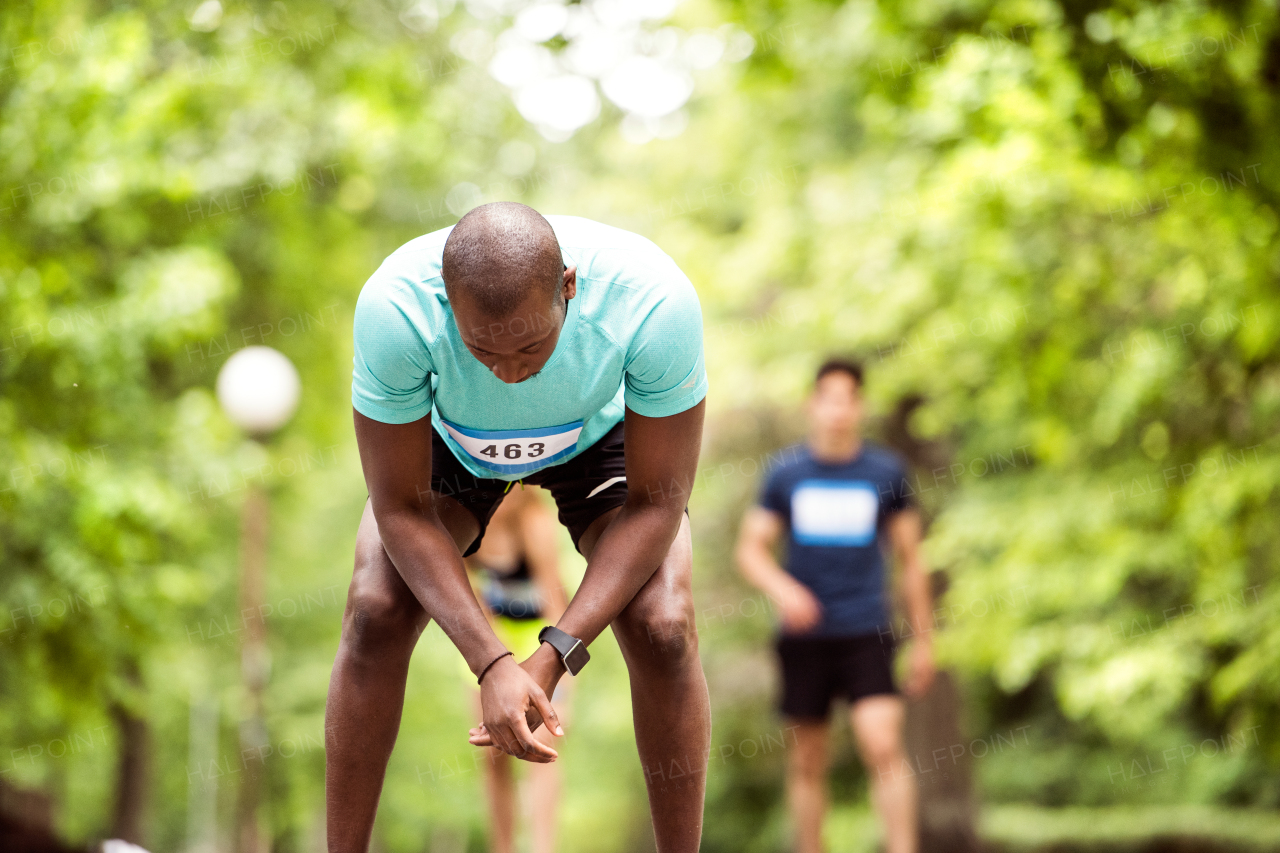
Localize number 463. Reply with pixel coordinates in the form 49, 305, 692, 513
479, 442, 546, 460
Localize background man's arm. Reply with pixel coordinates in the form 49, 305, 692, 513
886, 508, 936, 697
735, 507, 822, 632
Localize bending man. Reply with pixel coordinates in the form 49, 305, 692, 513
326, 203, 710, 853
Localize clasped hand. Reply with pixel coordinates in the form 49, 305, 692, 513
469, 649, 564, 763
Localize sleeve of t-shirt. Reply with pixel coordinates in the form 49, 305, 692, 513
758, 460, 791, 518
350, 277, 436, 425
623, 270, 709, 418
883, 454, 914, 516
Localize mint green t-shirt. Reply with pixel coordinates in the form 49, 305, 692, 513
351, 215, 708, 482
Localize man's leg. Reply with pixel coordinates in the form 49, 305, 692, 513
592, 513, 710, 853
850, 695, 916, 853
325, 497, 478, 853
787, 720, 830, 853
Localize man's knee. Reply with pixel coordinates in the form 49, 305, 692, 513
852, 698, 905, 771
342, 557, 425, 656
621, 597, 698, 672
858, 733, 902, 773
788, 738, 827, 780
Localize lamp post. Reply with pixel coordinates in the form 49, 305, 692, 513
216, 346, 301, 853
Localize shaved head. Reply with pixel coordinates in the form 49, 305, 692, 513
442, 202, 564, 317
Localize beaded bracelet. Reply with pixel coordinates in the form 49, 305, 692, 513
477, 651, 513, 685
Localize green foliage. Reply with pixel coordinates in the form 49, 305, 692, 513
2, 0, 1279, 849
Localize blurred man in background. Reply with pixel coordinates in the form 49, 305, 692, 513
735, 358, 935, 853
464, 486, 570, 853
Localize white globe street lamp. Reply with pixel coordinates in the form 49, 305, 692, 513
216, 346, 301, 436
215, 345, 299, 853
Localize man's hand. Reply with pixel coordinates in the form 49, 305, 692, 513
904, 637, 936, 698
777, 582, 823, 633
468, 653, 564, 762
887, 509, 936, 698
736, 507, 826, 633
468, 637, 563, 758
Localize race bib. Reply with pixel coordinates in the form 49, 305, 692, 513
439, 418, 584, 475
791, 480, 879, 546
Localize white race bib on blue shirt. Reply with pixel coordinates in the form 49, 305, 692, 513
791, 480, 879, 546
439, 418, 584, 476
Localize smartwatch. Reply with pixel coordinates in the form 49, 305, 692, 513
538, 626, 590, 676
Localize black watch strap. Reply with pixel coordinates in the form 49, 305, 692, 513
538, 625, 590, 676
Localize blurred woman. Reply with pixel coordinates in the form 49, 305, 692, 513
465, 485, 571, 853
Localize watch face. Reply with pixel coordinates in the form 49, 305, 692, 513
564, 641, 590, 675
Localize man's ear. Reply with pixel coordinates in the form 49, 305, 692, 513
562, 265, 577, 301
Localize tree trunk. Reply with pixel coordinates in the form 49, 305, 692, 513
904, 669, 981, 853
901, 570, 980, 853
235, 483, 272, 853
0, 780, 81, 853
110, 699, 152, 845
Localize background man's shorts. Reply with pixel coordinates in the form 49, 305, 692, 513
776, 631, 898, 720
431, 419, 629, 556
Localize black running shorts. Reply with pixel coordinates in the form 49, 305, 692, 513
431, 419, 630, 556
776, 631, 898, 720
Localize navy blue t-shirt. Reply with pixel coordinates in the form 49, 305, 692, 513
758, 442, 913, 637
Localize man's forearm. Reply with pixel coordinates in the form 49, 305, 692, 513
902, 557, 933, 640
375, 507, 508, 674
553, 503, 684, 646
736, 543, 796, 602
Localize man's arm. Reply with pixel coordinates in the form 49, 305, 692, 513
886, 508, 936, 697
553, 399, 705, 643
467, 400, 706, 749
735, 507, 822, 632
354, 411, 561, 761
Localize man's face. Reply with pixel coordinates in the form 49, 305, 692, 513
807, 371, 863, 438
452, 266, 577, 384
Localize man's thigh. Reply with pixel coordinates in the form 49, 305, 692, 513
577, 505, 622, 559
348, 494, 482, 622
849, 694, 906, 759
604, 513, 696, 652
530, 421, 629, 555
426, 421, 514, 557
777, 637, 841, 722
786, 720, 830, 775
